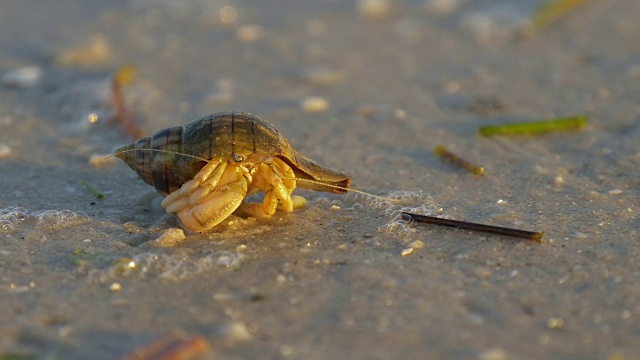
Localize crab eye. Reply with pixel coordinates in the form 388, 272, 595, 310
233, 153, 245, 162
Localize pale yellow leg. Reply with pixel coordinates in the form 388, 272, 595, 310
177, 174, 248, 231
162, 162, 249, 232
188, 161, 228, 203
279, 195, 307, 212
238, 190, 278, 218
161, 159, 224, 209
273, 157, 296, 192
238, 160, 305, 218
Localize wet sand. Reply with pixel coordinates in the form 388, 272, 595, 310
0, 1, 639, 359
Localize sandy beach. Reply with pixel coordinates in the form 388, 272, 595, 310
0, 1, 638, 358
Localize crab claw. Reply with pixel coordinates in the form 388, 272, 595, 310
161, 160, 248, 232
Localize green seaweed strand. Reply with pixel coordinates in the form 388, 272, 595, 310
479, 115, 588, 136
79, 181, 105, 200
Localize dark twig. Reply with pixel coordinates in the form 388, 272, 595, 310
401, 212, 544, 242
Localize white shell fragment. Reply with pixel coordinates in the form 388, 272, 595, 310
2, 66, 43, 89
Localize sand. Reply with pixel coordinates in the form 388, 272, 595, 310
0, 0, 638, 358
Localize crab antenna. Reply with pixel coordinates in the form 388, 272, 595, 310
288, 178, 401, 203
110, 148, 401, 203
109, 148, 211, 163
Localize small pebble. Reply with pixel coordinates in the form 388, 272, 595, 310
330, 204, 341, 211
123, 221, 142, 234
408, 240, 424, 249
222, 321, 252, 342
301, 67, 343, 86
109, 282, 122, 292
479, 347, 509, 360
607, 352, 626, 360
621, 310, 631, 320
445, 80, 461, 93
139, 228, 186, 248
608, 189, 623, 195
573, 232, 587, 239
554, 175, 564, 185
219, 5, 238, 24
280, 345, 294, 357
357, 0, 392, 20
546, 317, 564, 329
401, 248, 414, 256
236, 25, 265, 43
89, 153, 116, 167
424, 0, 464, 16
2, 66, 43, 88
394, 109, 407, 119
0, 143, 12, 158
357, 105, 378, 118
300, 96, 329, 113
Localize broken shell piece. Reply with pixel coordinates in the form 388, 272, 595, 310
2, 66, 42, 88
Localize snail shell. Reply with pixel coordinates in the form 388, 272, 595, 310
115, 112, 351, 196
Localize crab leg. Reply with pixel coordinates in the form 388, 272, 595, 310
273, 157, 296, 192
162, 161, 249, 232
176, 172, 248, 231
240, 161, 306, 218
161, 159, 225, 211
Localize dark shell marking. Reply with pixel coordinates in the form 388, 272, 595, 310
115, 112, 351, 196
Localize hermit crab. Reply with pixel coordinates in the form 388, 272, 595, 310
115, 112, 351, 232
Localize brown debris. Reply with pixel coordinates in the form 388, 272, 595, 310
110, 65, 146, 140
123, 330, 211, 360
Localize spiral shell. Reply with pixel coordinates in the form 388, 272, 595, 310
115, 112, 351, 196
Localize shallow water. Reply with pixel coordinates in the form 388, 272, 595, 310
1, 0, 639, 359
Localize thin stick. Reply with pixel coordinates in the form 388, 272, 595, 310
478, 115, 587, 136
434, 145, 484, 175
401, 212, 544, 242
111, 65, 146, 140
